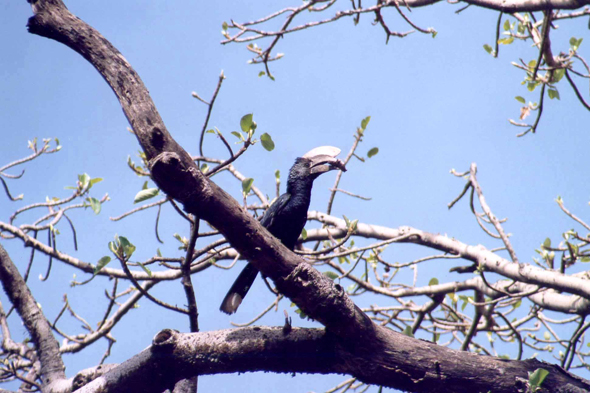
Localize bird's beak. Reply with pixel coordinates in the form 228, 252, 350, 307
302, 146, 347, 175
309, 155, 347, 175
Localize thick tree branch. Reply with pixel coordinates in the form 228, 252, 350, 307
76, 327, 590, 393
0, 244, 66, 389
306, 212, 590, 300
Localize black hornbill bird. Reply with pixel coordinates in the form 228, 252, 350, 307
220, 146, 347, 314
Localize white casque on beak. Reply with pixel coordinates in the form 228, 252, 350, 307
302, 146, 341, 159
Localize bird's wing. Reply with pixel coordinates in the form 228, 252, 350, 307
260, 193, 291, 229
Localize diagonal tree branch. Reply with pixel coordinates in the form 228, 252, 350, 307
0, 243, 66, 389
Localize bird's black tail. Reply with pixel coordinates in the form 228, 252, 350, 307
219, 263, 259, 314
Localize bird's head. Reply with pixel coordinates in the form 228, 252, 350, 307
289, 146, 347, 184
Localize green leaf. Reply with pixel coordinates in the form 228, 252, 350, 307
78, 173, 91, 189
367, 147, 379, 158
89, 178, 103, 188
157, 248, 162, 257
258, 71, 266, 77
515, 96, 526, 104
240, 114, 254, 133
513, 299, 522, 309
206, 129, 216, 134
94, 256, 111, 275
260, 133, 275, 151
88, 197, 101, 215
402, 326, 414, 338
542, 238, 551, 249
360, 116, 371, 131
547, 88, 560, 100
498, 37, 514, 45
528, 368, 549, 390
348, 219, 358, 232
108, 241, 117, 255
570, 36, 580, 50
134, 188, 159, 204
580, 257, 590, 263
275, 170, 280, 182
431, 31, 437, 39
137, 262, 152, 277
343, 215, 351, 228
231, 131, 243, 140
528, 59, 537, 69
200, 163, 209, 174
428, 277, 439, 286
301, 227, 307, 240
483, 44, 493, 54
242, 178, 254, 195
118, 236, 136, 258
222, 21, 228, 31
527, 82, 538, 92
294, 308, 307, 319
503, 19, 510, 31
552, 68, 566, 83
461, 300, 468, 311
323, 271, 339, 281
433, 333, 440, 343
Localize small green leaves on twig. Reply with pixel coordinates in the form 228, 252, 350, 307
77, 173, 103, 191
547, 88, 560, 100
301, 227, 307, 240
137, 262, 152, 277
260, 133, 275, 151
483, 44, 495, 56
231, 114, 275, 151
240, 113, 256, 134
367, 147, 379, 158
570, 37, 583, 52
87, 197, 101, 214
242, 178, 254, 197
134, 181, 160, 203
108, 235, 136, 260
403, 326, 414, 338
94, 256, 112, 275
173, 233, 189, 251
528, 368, 549, 392
343, 215, 358, 233
360, 116, 371, 131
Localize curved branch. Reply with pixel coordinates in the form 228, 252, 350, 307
0, 244, 66, 387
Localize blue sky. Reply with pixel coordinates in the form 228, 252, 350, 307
1, 1, 589, 392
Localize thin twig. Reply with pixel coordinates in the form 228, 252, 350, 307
329, 188, 372, 201
182, 217, 200, 332
198, 71, 225, 157
469, 163, 519, 263
565, 69, 590, 110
